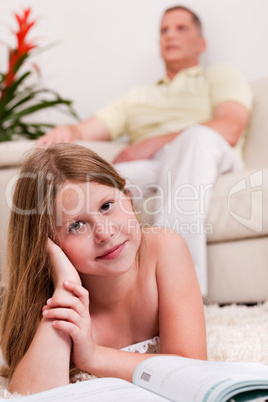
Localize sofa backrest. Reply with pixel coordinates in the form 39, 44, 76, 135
244, 77, 268, 168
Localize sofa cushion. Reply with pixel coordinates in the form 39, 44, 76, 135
207, 237, 268, 304
206, 168, 268, 243
0, 139, 34, 168
244, 78, 268, 169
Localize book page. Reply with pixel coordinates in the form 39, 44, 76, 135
133, 356, 268, 402
7, 377, 167, 402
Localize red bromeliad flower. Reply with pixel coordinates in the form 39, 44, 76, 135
15, 8, 35, 51
4, 8, 37, 88
0, 7, 78, 141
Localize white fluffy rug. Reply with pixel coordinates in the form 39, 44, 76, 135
1, 302, 268, 399
205, 302, 268, 365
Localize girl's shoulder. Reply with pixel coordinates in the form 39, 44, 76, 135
141, 226, 196, 291
141, 225, 186, 249
140, 225, 189, 269
139, 225, 197, 300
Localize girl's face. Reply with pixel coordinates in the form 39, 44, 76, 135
54, 181, 141, 277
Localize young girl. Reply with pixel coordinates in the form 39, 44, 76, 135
0, 143, 207, 395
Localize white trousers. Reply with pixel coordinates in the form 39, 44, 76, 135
115, 125, 242, 295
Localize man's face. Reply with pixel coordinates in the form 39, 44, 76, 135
160, 9, 206, 68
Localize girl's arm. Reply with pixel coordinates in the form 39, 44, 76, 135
44, 231, 206, 383
9, 240, 82, 395
154, 229, 207, 359
9, 316, 71, 395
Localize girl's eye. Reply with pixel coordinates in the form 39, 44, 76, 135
100, 201, 114, 214
68, 221, 85, 234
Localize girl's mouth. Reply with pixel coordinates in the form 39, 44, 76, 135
96, 241, 126, 260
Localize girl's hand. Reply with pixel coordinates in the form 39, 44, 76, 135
47, 238, 81, 288
43, 280, 97, 372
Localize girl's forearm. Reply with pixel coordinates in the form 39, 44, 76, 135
9, 318, 72, 396
86, 341, 206, 383
86, 346, 173, 383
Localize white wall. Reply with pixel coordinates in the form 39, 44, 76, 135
0, 0, 267, 125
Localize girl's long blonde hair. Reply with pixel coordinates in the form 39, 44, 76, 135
0, 143, 126, 378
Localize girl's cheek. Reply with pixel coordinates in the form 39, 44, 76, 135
118, 196, 133, 214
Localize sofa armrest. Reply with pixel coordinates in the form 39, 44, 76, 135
0, 140, 127, 168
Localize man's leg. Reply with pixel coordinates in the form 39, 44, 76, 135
114, 159, 160, 214
153, 125, 242, 295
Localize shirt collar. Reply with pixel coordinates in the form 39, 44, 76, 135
157, 64, 204, 85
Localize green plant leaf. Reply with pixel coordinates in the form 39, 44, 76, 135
2, 99, 76, 122
13, 122, 53, 139
0, 10, 80, 141
0, 73, 5, 85
0, 132, 13, 142
0, 71, 32, 118
12, 52, 30, 75
1, 120, 57, 140
2, 88, 54, 116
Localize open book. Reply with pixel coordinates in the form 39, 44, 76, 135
3, 356, 268, 402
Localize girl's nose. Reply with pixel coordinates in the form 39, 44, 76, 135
93, 220, 117, 244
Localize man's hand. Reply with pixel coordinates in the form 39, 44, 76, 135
36, 125, 78, 147
113, 132, 179, 163
113, 142, 154, 163
37, 117, 111, 147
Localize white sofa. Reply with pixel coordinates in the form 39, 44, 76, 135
0, 77, 267, 304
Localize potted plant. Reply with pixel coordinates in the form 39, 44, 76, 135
0, 8, 78, 142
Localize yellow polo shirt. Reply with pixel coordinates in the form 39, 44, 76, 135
95, 63, 252, 158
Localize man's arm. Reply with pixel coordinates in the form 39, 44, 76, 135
37, 116, 111, 146
113, 100, 250, 163
203, 101, 250, 146
113, 132, 178, 163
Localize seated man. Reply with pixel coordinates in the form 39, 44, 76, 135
37, 5, 252, 295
